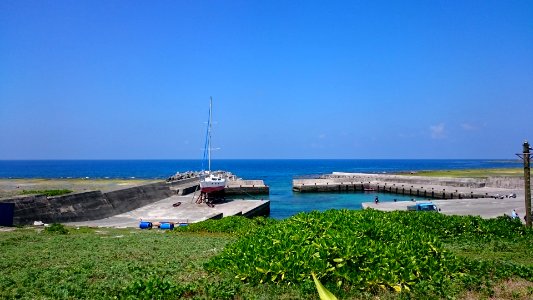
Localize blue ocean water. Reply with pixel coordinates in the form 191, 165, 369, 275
0, 159, 520, 218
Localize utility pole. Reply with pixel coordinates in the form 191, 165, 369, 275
520, 141, 532, 227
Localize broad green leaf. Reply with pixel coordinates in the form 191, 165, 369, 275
312, 272, 338, 300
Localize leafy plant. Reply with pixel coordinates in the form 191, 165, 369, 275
44, 223, 69, 234
206, 209, 533, 297
206, 209, 462, 295
312, 272, 338, 300
120, 274, 195, 299
175, 216, 277, 235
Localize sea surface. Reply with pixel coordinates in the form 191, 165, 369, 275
0, 159, 521, 219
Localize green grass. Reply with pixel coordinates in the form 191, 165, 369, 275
20, 189, 73, 196
0, 227, 234, 299
445, 236, 533, 266
404, 168, 524, 178
1, 212, 533, 299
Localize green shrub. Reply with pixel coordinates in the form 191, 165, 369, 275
175, 216, 277, 235
387, 212, 529, 240
205, 209, 533, 297
120, 275, 196, 299
206, 209, 462, 295
44, 223, 69, 234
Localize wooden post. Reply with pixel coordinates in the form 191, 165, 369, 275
524, 141, 531, 227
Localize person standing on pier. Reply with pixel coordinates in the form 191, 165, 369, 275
374, 196, 379, 204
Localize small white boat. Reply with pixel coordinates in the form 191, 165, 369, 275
199, 97, 226, 193
200, 172, 226, 193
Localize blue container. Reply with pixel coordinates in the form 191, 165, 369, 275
0, 203, 15, 227
139, 221, 152, 229
159, 222, 174, 230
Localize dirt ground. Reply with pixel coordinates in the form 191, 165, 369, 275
0, 178, 159, 199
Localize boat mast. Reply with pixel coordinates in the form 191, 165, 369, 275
208, 97, 212, 172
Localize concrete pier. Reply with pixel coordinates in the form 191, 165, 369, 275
225, 179, 269, 195
293, 181, 492, 199
295, 172, 528, 219
293, 172, 521, 200
3, 175, 269, 226
363, 197, 524, 219
66, 195, 270, 228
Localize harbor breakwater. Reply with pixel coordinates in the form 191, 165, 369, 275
328, 172, 524, 189
225, 180, 270, 195
3, 178, 199, 225
1, 176, 271, 225
293, 173, 524, 199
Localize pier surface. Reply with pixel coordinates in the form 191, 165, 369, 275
363, 197, 524, 219
66, 194, 270, 228
296, 172, 529, 218
2, 175, 270, 226
294, 172, 523, 198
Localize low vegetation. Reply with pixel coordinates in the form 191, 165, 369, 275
175, 215, 277, 235
404, 168, 523, 178
1, 211, 533, 299
0, 178, 157, 198
206, 210, 533, 298
20, 189, 73, 196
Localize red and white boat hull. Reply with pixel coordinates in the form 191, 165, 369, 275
200, 185, 225, 193
200, 174, 226, 193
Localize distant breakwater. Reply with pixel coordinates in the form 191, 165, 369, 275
293, 173, 524, 199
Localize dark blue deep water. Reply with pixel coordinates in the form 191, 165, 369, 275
0, 159, 520, 218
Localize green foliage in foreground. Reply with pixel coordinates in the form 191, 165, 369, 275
20, 189, 73, 196
206, 210, 533, 298
175, 215, 277, 235
1, 211, 533, 299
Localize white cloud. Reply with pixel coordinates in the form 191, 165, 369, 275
461, 123, 477, 131
398, 132, 417, 138
430, 123, 446, 139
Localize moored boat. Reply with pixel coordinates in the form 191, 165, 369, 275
199, 97, 226, 193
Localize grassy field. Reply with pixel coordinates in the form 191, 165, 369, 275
0, 227, 303, 299
1, 212, 533, 299
0, 227, 232, 299
404, 168, 525, 178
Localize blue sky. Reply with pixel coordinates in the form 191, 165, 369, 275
1, 0, 532, 159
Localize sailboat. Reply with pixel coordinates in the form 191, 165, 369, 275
199, 97, 226, 193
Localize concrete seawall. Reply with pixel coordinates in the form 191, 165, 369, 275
293, 182, 491, 199
321, 172, 524, 189
3, 177, 271, 225
225, 180, 269, 195
5, 178, 199, 225
293, 172, 524, 200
